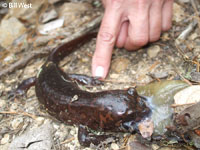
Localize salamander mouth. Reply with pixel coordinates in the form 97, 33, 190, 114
121, 108, 152, 133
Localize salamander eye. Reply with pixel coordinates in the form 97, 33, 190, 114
122, 122, 130, 131
127, 88, 137, 96
122, 121, 137, 133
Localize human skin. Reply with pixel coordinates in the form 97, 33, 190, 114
92, 0, 174, 78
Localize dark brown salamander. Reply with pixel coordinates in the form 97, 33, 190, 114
15, 33, 151, 147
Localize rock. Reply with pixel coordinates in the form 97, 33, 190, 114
151, 144, 159, 150
10, 103, 18, 111
177, 0, 190, 3
173, 3, 185, 22
110, 73, 120, 79
147, 45, 161, 58
190, 72, 200, 83
111, 57, 130, 73
152, 72, 168, 79
53, 122, 60, 130
38, 18, 64, 35
35, 117, 45, 126
48, 0, 61, 4
190, 132, 200, 148
126, 135, 150, 150
137, 80, 188, 135
1, 134, 10, 145
40, 8, 58, 23
34, 35, 56, 47
0, 143, 9, 150
8, 0, 45, 24
111, 143, 119, 150
174, 102, 200, 149
9, 121, 54, 150
58, 2, 93, 26
0, 17, 26, 48
189, 32, 198, 40
11, 117, 24, 130
0, 100, 6, 108
3, 54, 16, 64
174, 85, 200, 105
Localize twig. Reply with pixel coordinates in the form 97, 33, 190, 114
167, 55, 192, 85
137, 61, 160, 81
173, 67, 192, 85
0, 111, 37, 119
171, 103, 196, 108
174, 43, 199, 65
176, 20, 197, 43
0, 50, 49, 78
175, 43, 200, 73
60, 137, 75, 144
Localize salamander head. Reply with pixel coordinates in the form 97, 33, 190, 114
118, 88, 151, 133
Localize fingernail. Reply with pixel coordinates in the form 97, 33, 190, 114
95, 66, 104, 77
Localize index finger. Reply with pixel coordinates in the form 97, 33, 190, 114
92, 1, 123, 78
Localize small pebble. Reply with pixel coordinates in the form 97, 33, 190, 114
0, 100, 6, 108
53, 123, 60, 130
147, 45, 161, 58
153, 72, 168, 79
111, 143, 119, 150
152, 144, 159, 150
111, 58, 130, 73
36, 117, 45, 126
110, 73, 119, 79
10, 103, 18, 111
1, 134, 10, 145
70, 129, 75, 135
11, 117, 23, 129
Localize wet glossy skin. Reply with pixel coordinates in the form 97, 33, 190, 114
34, 33, 151, 146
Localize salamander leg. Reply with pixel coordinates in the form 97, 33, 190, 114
8, 77, 36, 100
78, 125, 113, 147
68, 74, 103, 86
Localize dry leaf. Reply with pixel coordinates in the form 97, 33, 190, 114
138, 119, 154, 138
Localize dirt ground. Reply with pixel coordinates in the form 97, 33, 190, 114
0, 0, 200, 150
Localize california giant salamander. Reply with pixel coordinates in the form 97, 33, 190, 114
35, 33, 151, 146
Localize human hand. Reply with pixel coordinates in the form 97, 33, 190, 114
92, 0, 173, 78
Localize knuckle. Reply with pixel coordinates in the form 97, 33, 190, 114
98, 29, 115, 45
132, 36, 148, 46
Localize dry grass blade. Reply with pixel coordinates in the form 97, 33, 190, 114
0, 111, 37, 119
60, 137, 75, 144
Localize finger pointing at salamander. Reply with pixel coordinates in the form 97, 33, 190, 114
92, 0, 123, 79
